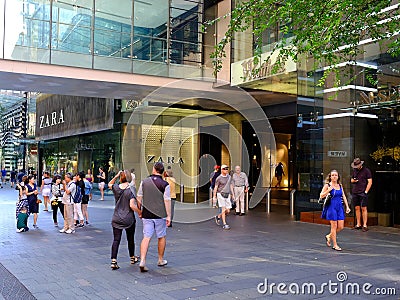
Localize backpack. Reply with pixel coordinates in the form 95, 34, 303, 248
70, 182, 83, 203
84, 180, 92, 195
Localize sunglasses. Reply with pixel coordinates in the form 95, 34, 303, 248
222, 167, 229, 170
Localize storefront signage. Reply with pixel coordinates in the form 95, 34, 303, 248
36, 95, 114, 140
231, 49, 297, 86
121, 99, 143, 112
39, 110, 65, 129
2, 116, 17, 131
359, 85, 400, 105
328, 151, 347, 157
147, 155, 184, 164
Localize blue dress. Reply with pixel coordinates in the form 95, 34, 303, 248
321, 186, 345, 221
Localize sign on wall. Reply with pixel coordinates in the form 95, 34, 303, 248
35, 95, 114, 140
328, 151, 348, 157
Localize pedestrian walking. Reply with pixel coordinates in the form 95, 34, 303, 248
1, 167, 6, 186
164, 170, 176, 227
26, 175, 39, 228
136, 162, 171, 272
10, 169, 16, 188
59, 173, 76, 234
231, 166, 249, 216
351, 158, 373, 232
97, 167, 106, 200
74, 173, 85, 228
274, 162, 285, 188
213, 164, 233, 230
108, 170, 140, 270
50, 175, 64, 227
82, 176, 92, 225
210, 165, 220, 207
85, 169, 94, 200
40, 171, 52, 211
320, 170, 351, 251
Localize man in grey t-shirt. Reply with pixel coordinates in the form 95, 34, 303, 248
213, 165, 233, 230
231, 166, 248, 216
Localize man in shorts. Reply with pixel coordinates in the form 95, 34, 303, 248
351, 158, 372, 232
136, 162, 171, 272
213, 164, 233, 230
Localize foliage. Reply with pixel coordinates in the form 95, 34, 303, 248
205, 0, 400, 86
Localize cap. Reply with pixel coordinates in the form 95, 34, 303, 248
214, 165, 220, 169
351, 158, 364, 168
221, 164, 229, 169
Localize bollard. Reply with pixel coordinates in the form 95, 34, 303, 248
266, 188, 271, 213
180, 184, 184, 203
290, 189, 296, 216
194, 184, 198, 204
246, 191, 249, 212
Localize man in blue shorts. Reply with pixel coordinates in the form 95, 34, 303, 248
136, 162, 171, 272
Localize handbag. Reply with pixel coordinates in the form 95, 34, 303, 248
318, 184, 332, 207
221, 192, 230, 198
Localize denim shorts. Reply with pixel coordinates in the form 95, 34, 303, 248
142, 218, 167, 238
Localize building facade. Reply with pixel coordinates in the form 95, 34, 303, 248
0, 0, 399, 226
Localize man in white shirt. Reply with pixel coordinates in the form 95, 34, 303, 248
59, 173, 76, 234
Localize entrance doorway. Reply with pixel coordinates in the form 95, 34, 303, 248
242, 117, 296, 213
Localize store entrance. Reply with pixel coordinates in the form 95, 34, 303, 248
242, 116, 296, 213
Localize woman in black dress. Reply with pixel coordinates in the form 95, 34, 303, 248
26, 175, 39, 228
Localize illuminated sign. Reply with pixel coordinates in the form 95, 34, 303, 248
231, 49, 297, 86
359, 85, 400, 105
328, 151, 347, 157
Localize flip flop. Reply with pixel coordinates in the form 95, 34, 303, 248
332, 246, 342, 251
325, 235, 331, 247
157, 259, 168, 267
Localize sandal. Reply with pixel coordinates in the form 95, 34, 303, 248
157, 259, 168, 267
111, 259, 120, 270
332, 246, 342, 251
139, 265, 149, 273
130, 256, 140, 265
325, 235, 331, 247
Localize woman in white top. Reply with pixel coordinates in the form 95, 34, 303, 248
40, 171, 52, 211
51, 175, 64, 227
97, 167, 106, 200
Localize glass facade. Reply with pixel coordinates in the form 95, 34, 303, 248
230, 3, 400, 227
0, 0, 208, 78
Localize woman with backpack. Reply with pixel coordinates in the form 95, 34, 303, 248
51, 175, 64, 227
82, 174, 92, 225
108, 170, 140, 270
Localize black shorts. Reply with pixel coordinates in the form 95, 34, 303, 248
352, 193, 368, 207
81, 195, 89, 205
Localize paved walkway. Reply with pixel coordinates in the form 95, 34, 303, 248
0, 185, 399, 300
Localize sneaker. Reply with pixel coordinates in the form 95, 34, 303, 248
77, 223, 85, 228
65, 229, 75, 234
85, 221, 89, 225
240, 213, 245, 216
222, 224, 230, 230
54, 222, 58, 227
214, 216, 221, 226
362, 226, 369, 232
33, 224, 38, 229
59, 228, 66, 233
235, 212, 240, 215
157, 259, 168, 267
16, 228, 23, 233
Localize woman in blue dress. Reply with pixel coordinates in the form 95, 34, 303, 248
320, 170, 351, 251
